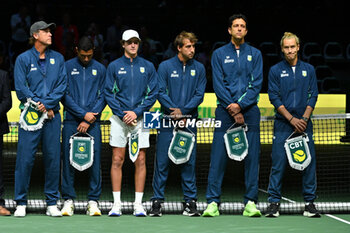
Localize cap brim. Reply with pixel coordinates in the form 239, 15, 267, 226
124, 37, 141, 42
46, 23, 56, 30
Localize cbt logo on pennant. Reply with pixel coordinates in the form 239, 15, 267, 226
69, 133, 94, 171
168, 128, 195, 165
284, 133, 311, 171
143, 110, 161, 129
224, 124, 249, 161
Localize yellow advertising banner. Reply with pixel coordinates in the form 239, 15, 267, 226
7, 92, 346, 122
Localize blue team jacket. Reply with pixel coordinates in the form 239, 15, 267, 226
63, 57, 106, 121
268, 59, 318, 119
211, 42, 263, 110
157, 55, 206, 117
104, 55, 158, 118
14, 47, 66, 112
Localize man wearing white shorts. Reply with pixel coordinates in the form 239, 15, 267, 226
109, 115, 150, 149
104, 29, 158, 217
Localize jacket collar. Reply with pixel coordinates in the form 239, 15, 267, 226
30, 46, 50, 60
75, 57, 95, 68
122, 54, 139, 64
282, 58, 301, 67
174, 54, 194, 66
229, 41, 248, 51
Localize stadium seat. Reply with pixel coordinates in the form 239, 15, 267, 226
321, 76, 341, 94
211, 41, 226, 52
0, 40, 6, 54
346, 43, 350, 60
317, 80, 323, 93
323, 41, 345, 62
259, 41, 278, 56
267, 53, 282, 66
308, 54, 325, 67
153, 40, 165, 61
315, 65, 333, 81
301, 42, 322, 61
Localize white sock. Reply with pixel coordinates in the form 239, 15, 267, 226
135, 192, 143, 204
113, 191, 121, 204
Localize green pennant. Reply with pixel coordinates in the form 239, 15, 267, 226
19, 99, 47, 131
168, 129, 195, 165
129, 132, 140, 163
224, 125, 249, 161
69, 133, 94, 171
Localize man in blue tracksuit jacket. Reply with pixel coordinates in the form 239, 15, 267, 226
60, 36, 106, 216
13, 21, 66, 217
150, 31, 206, 217
203, 14, 263, 217
105, 29, 158, 217
265, 32, 320, 218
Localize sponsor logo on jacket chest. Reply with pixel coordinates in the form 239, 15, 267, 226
30, 64, 37, 72
224, 56, 234, 63
118, 67, 127, 74
71, 68, 79, 75
280, 70, 289, 77
280, 70, 307, 77
118, 67, 145, 74
30, 58, 56, 72
171, 70, 179, 78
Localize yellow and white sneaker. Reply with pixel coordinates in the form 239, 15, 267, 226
87, 200, 102, 216
61, 199, 74, 216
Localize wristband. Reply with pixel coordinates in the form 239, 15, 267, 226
83, 120, 91, 125
289, 116, 294, 122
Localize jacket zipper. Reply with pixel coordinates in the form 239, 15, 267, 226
131, 63, 134, 108
293, 66, 296, 108
82, 67, 86, 106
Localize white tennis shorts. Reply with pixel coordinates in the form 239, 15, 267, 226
109, 115, 150, 148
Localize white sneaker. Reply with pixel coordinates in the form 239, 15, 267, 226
108, 202, 122, 217
87, 200, 102, 216
14, 205, 26, 217
46, 205, 62, 217
133, 202, 146, 217
61, 199, 74, 216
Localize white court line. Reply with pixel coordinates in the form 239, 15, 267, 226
325, 214, 350, 225
258, 188, 350, 225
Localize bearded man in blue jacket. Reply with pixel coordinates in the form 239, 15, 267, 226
203, 14, 263, 217
149, 31, 206, 217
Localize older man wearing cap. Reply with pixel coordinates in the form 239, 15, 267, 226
13, 21, 66, 217
105, 29, 158, 217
